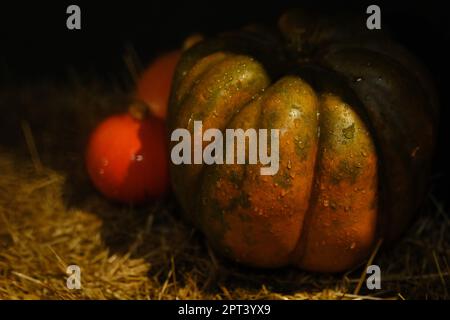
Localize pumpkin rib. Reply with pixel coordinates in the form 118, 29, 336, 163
199, 77, 322, 267
197, 96, 263, 264
173, 54, 241, 117
197, 92, 263, 233
174, 52, 229, 110
293, 93, 378, 272
240, 76, 320, 266
290, 63, 407, 248
322, 48, 434, 241
288, 88, 324, 268
170, 54, 270, 224
283, 65, 379, 271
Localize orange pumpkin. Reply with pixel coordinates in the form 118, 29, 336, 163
86, 104, 169, 204
136, 50, 181, 119
167, 9, 439, 272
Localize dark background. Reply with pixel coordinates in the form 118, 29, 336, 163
0, 0, 449, 202
0, 1, 448, 81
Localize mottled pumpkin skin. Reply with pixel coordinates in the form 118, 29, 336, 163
167, 10, 438, 272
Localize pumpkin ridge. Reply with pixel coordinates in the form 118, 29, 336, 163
174, 52, 229, 110
195, 93, 262, 230
197, 96, 263, 262
322, 48, 434, 241
199, 77, 320, 267
281, 66, 373, 269
292, 64, 388, 250
239, 76, 318, 267
171, 54, 270, 224
174, 54, 243, 117
292, 93, 378, 271
302, 53, 421, 245
289, 90, 323, 266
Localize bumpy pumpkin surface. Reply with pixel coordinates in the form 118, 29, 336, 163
167, 9, 438, 272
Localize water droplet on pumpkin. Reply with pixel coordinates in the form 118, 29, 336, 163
290, 108, 301, 118
323, 199, 329, 207
350, 242, 356, 249
287, 160, 292, 169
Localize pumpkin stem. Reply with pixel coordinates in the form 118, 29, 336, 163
128, 100, 150, 121
182, 34, 204, 51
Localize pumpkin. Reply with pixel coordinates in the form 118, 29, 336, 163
167, 9, 439, 272
136, 50, 181, 120
86, 103, 169, 204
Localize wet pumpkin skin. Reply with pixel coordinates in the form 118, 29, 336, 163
168, 9, 438, 272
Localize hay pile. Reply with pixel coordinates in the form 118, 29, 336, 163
0, 75, 448, 300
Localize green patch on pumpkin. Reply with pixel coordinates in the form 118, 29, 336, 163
294, 135, 311, 161
274, 170, 293, 189
331, 159, 362, 184
228, 192, 251, 210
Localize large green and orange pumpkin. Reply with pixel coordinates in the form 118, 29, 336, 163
167, 9, 439, 272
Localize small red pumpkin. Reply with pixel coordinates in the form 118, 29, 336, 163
86, 104, 169, 203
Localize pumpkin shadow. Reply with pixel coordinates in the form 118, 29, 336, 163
59, 114, 154, 256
